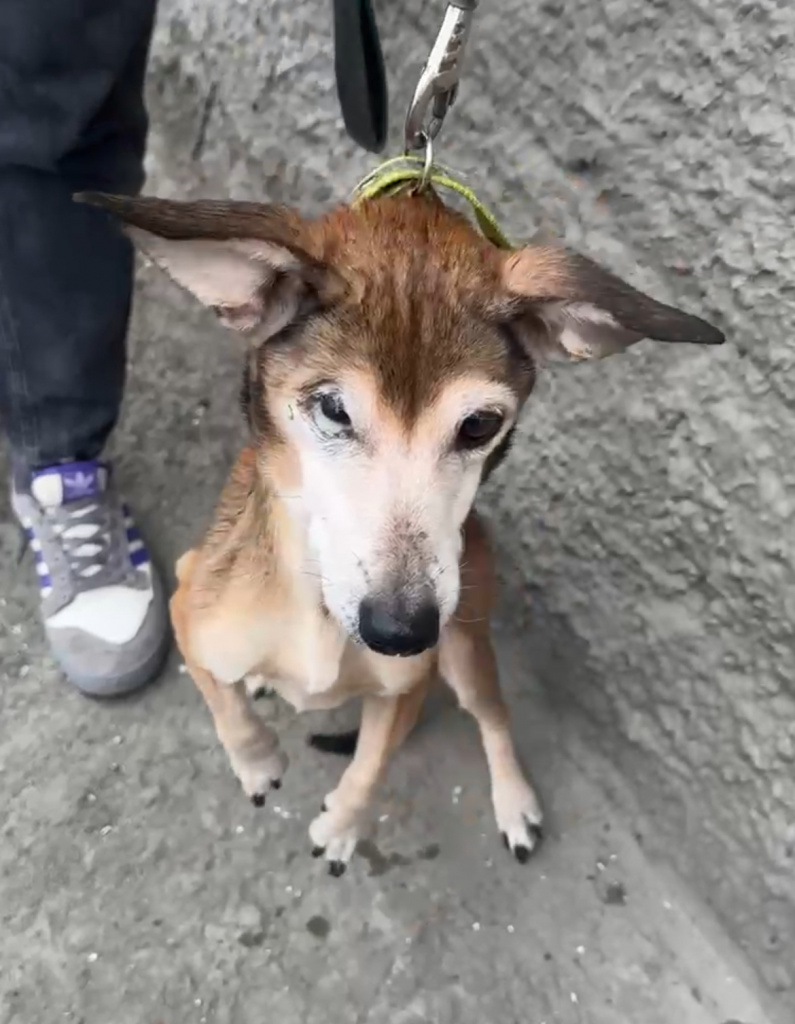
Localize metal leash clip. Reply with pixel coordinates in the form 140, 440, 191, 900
404, 0, 479, 159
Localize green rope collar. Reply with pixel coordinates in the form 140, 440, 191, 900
351, 154, 513, 250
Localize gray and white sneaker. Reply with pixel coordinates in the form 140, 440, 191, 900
12, 459, 170, 696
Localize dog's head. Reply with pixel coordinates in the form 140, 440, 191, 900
81, 191, 723, 656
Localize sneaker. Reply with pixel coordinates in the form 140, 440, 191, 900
11, 459, 170, 696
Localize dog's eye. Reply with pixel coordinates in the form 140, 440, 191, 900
456, 411, 504, 450
317, 392, 351, 429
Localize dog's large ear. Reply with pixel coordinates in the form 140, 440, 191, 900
76, 193, 341, 340
499, 246, 724, 362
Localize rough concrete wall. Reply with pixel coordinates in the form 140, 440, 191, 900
144, 0, 795, 1002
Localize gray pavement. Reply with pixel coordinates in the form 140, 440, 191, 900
0, 267, 773, 1024
141, 3, 795, 1000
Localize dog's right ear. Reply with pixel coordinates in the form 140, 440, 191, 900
75, 193, 342, 341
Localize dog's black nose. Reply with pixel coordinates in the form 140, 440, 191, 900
358, 595, 440, 657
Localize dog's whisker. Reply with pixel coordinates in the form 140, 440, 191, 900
271, 494, 303, 505
300, 572, 330, 585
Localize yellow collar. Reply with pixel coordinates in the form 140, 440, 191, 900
351, 154, 513, 250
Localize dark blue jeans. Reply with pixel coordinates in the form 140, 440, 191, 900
0, 0, 158, 471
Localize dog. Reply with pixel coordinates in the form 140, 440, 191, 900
81, 185, 724, 875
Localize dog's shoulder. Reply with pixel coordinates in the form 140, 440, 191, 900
183, 445, 281, 600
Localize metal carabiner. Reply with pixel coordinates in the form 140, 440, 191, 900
404, 0, 479, 155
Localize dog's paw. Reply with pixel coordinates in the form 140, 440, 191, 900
492, 775, 543, 864
228, 732, 288, 806
308, 793, 362, 877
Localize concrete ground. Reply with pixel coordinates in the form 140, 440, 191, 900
0, 267, 773, 1024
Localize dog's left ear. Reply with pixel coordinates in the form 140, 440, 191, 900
76, 193, 341, 340
499, 246, 724, 362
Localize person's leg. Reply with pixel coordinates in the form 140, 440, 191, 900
0, 1, 154, 466
0, 0, 169, 695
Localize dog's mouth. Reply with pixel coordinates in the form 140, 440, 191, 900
358, 634, 438, 658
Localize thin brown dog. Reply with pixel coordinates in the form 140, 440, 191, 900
81, 188, 724, 875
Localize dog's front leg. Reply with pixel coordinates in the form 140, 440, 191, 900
171, 570, 287, 805
440, 621, 543, 862
191, 665, 288, 805
309, 688, 425, 876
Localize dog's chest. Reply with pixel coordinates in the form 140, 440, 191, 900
260, 627, 433, 714
192, 585, 336, 687
196, 605, 376, 713
257, 614, 422, 712
262, 611, 351, 711
192, 577, 427, 712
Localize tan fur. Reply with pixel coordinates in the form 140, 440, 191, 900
176, 233, 538, 856
83, 184, 723, 871
172, 432, 539, 866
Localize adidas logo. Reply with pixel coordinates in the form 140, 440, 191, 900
62, 470, 98, 499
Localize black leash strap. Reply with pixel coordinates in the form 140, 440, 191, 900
332, 0, 389, 152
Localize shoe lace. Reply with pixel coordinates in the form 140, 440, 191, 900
47, 498, 120, 584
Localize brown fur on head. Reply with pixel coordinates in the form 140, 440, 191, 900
79, 188, 723, 653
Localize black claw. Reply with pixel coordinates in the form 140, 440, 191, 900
514, 844, 531, 865
328, 860, 347, 878
270, 778, 282, 790
501, 832, 510, 852
252, 687, 267, 700
527, 822, 544, 846
311, 846, 325, 858
321, 800, 328, 813
251, 793, 266, 808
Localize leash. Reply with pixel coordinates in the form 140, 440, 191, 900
348, 1, 512, 252
403, 0, 479, 155
332, 0, 479, 158
332, 0, 388, 152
